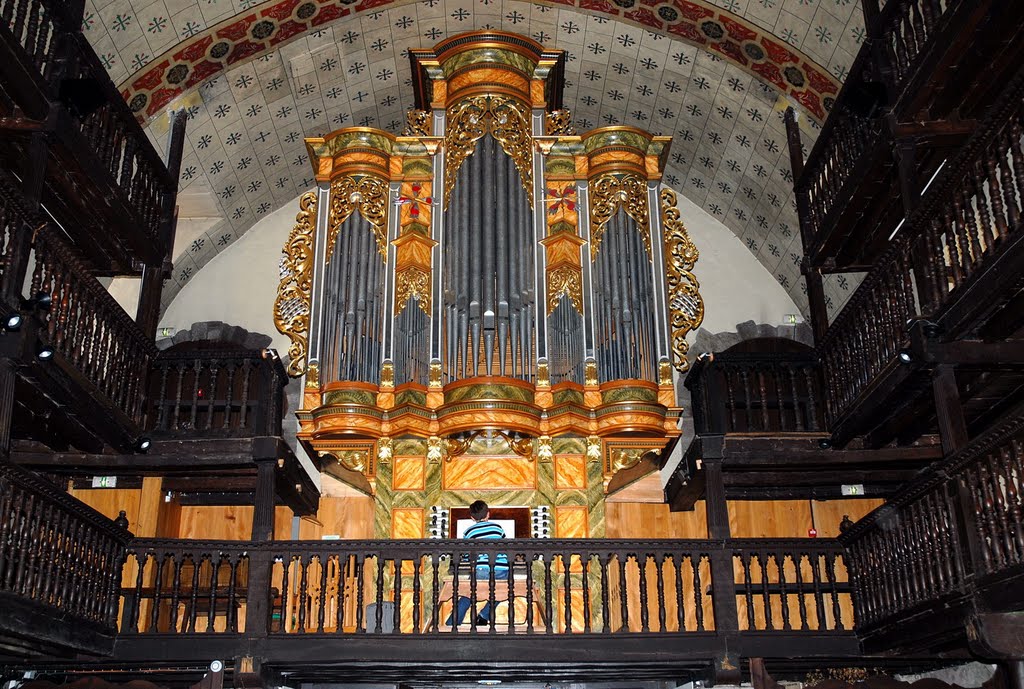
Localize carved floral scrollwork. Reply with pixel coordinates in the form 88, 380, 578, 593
589, 174, 650, 260
327, 175, 389, 263
545, 109, 576, 135
395, 266, 431, 316
444, 95, 533, 207
404, 109, 431, 136
547, 264, 583, 315
274, 191, 317, 377
661, 187, 704, 373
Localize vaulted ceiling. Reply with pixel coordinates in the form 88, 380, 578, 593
84, 0, 868, 319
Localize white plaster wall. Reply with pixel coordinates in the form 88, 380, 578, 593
677, 192, 800, 336
158, 199, 302, 353
159, 189, 799, 351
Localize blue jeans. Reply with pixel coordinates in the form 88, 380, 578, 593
446, 565, 510, 626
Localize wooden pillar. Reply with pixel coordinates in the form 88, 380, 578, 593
251, 457, 277, 542
137, 109, 188, 340
933, 364, 968, 455
784, 108, 830, 344
0, 358, 16, 460
701, 437, 739, 638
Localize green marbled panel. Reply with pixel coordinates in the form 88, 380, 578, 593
552, 436, 585, 454
587, 454, 606, 538
600, 386, 658, 404
551, 388, 584, 405
443, 383, 535, 404
320, 388, 378, 406
441, 48, 536, 78
544, 157, 576, 176
548, 140, 584, 157
375, 459, 394, 539
581, 129, 653, 155
548, 221, 576, 235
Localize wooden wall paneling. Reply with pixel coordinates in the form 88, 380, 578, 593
605, 501, 708, 539
728, 500, 812, 538
69, 486, 142, 529
299, 496, 375, 540
812, 498, 884, 537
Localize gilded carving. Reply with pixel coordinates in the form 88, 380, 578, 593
444, 95, 533, 207
661, 188, 705, 373
395, 266, 431, 316
545, 109, 576, 136
380, 360, 395, 389
536, 360, 550, 388
327, 175, 389, 263
610, 448, 645, 473
589, 174, 650, 260
377, 437, 393, 464
427, 436, 444, 463
659, 359, 673, 386
404, 109, 431, 136
536, 435, 553, 462
584, 358, 598, 386
547, 264, 583, 315
586, 436, 602, 460
273, 191, 317, 377
428, 360, 443, 389
305, 361, 320, 389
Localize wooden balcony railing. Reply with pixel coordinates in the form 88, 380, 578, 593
840, 404, 1024, 636
818, 66, 1024, 429
0, 462, 130, 632
64, 33, 177, 251
117, 538, 852, 637
870, 0, 954, 96
30, 223, 155, 424
144, 350, 288, 438
0, 0, 80, 117
686, 351, 824, 435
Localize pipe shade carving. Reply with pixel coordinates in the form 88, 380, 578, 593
661, 187, 705, 373
273, 190, 317, 376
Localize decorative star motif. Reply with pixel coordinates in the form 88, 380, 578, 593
397, 184, 433, 217
545, 187, 576, 214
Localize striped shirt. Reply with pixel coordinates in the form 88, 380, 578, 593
464, 520, 509, 568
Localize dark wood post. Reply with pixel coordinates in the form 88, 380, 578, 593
933, 364, 968, 455
701, 437, 740, 638
137, 109, 187, 340
251, 455, 277, 542
0, 358, 17, 459
784, 108, 830, 344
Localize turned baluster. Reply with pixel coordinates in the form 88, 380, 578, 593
428, 552, 439, 633
794, 552, 808, 630
972, 164, 996, 252
723, 368, 738, 432
2, 0, 18, 26
652, 553, 665, 632
145, 552, 164, 633
545, 552, 555, 635
168, 554, 183, 631
526, 549, 536, 633
208, 554, 224, 633
335, 554, 350, 634
226, 556, 239, 633
506, 552, 515, 631
779, 552, 791, 630
809, 552, 827, 630
1006, 440, 1024, 563
24, 1, 40, 59
189, 360, 203, 429
172, 361, 186, 429
986, 149, 1009, 237
741, 552, 755, 629
756, 369, 770, 430
916, 498, 938, 596
787, 366, 802, 431
989, 451, 1016, 565
11, 492, 34, 596
908, 1, 925, 60
185, 555, 202, 632
957, 189, 982, 272
824, 552, 842, 630
467, 547, 478, 631
943, 486, 968, 583
636, 553, 649, 633
617, 552, 628, 633
673, 553, 685, 632
1009, 120, 1024, 228
923, 492, 945, 591
739, 368, 753, 431
373, 554, 384, 633
239, 359, 253, 429
978, 463, 1004, 570
760, 554, 774, 630
205, 362, 220, 430
997, 132, 1020, 231
223, 360, 237, 430
411, 554, 421, 634
599, 552, 610, 634
562, 552, 573, 634
394, 557, 403, 634
693, 554, 706, 631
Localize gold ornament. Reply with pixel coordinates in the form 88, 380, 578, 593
546, 264, 584, 315
610, 448, 646, 473
380, 361, 395, 389
305, 361, 320, 389
537, 360, 550, 387
545, 109, 576, 136
658, 359, 673, 386
584, 358, 598, 386
377, 437, 393, 463
404, 109, 431, 136
586, 436, 602, 460
327, 175, 389, 263
536, 435, 553, 462
273, 191, 317, 377
395, 266, 431, 316
661, 188, 704, 373
428, 360, 443, 389
589, 174, 650, 260
427, 436, 444, 463
444, 95, 533, 207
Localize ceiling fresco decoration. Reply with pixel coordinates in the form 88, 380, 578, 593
84, 0, 867, 318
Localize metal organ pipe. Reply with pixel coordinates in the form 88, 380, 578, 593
443, 134, 535, 382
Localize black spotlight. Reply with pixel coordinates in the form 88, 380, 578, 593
136, 437, 152, 452
3, 312, 22, 332
36, 343, 54, 361
31, 291, 52, 311
818, 438, 832, 450
898, 349, 913, 364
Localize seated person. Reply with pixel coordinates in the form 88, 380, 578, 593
445, 499, 509, 627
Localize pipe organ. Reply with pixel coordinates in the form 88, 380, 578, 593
275, 32, 704, 498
